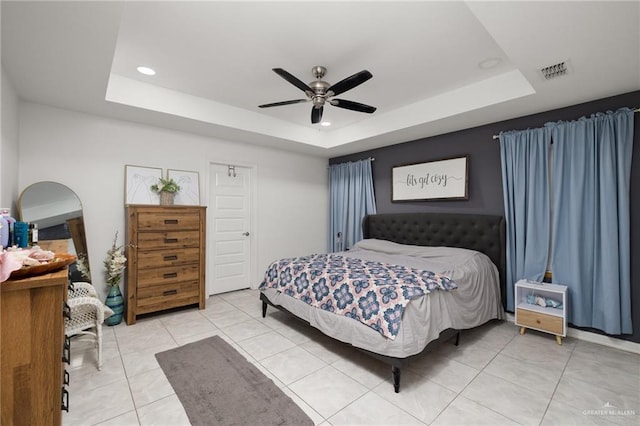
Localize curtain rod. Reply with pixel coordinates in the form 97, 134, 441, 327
332, 157, 375, 162
491, 107, 640, 140
328, 157, 375, 168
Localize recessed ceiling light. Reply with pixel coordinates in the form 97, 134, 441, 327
478, 57, 502, 69
137, 66, 156, 76
320, 121, 332, 127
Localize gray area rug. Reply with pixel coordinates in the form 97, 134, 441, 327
155, 335, 314, 426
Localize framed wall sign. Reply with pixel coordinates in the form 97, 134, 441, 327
392, 155, 469, 201
167, 169, 200, 205
125, 165, 162, 205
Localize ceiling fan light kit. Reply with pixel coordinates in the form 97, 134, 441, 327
259, 66, 377, 124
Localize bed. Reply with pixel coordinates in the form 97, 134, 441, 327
259, 212, 506, 392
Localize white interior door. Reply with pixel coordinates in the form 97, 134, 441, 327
209, 164, 252, 295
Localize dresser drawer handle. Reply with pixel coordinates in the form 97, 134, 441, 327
163, 255, 178, 261
64, 369, 70, 386
62, 336, 71, 364
163, 289, 178, 296
164, 219, 179, 224
163, 272, 178, 279
61, 387, 69, 412
164, 238, 179, 244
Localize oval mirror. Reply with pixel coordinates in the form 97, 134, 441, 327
18, 182, 90, 282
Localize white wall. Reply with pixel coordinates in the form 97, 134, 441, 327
1, 66, 20, 213
18, 102, 329, 300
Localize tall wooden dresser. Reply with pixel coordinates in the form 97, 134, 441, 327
1, 268, 69, 426
125, 205, 206, 324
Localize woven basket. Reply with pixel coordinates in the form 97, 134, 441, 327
160, 191, 175, 206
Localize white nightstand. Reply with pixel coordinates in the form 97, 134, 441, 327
514, 279, 568, 345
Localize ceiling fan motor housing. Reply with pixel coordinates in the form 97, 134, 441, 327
309, 79, 330, 94
309, 78, 330, 108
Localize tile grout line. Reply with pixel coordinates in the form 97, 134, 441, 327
108, 323, 142, 426
435, 329, 527, 426
538, 340, 578, 425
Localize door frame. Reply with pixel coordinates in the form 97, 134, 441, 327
206, 161, 259, 296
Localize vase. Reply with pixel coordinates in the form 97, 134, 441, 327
104, 285, 124, 325
160, 192, 175, 206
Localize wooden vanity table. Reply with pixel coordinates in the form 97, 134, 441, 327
1, 269, 69, 425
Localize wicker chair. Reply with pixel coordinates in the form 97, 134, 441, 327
65, 282, 113, 370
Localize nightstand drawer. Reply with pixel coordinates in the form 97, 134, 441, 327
516, 308, 563, 335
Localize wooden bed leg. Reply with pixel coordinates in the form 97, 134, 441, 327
392, 366, 401, 393
454, 331, 460, 346
262, 300, 267, 318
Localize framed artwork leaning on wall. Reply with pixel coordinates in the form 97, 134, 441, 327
125, 165, 163, 205
167, 169, 200, 205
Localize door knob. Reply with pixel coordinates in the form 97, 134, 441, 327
243, 232, 250, 236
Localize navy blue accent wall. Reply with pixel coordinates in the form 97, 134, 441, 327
330, 90, 640, 343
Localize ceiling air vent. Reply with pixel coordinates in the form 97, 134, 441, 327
539, 61, 570, 80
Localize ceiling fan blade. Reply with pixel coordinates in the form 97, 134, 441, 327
258, 99, 309, 108
330, 99, 377, 114
327, 70, 373, 96
311, 106, 323, 124
273, 68, 314, 95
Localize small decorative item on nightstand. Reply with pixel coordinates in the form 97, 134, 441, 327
515, 279, 568, 345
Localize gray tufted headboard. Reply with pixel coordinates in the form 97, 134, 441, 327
362, 212, 506, 308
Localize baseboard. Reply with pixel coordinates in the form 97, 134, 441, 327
505, 313, 640, 355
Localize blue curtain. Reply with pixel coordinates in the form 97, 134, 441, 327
329, 159, 376, 252
549, 108, 634, 334
499, 128, 551, 311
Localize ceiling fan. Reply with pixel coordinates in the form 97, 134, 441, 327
258, 66, 377, 124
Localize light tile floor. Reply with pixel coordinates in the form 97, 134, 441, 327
63, 289, 640, 426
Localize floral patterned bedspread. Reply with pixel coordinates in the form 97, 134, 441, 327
259, 254, 457, 339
